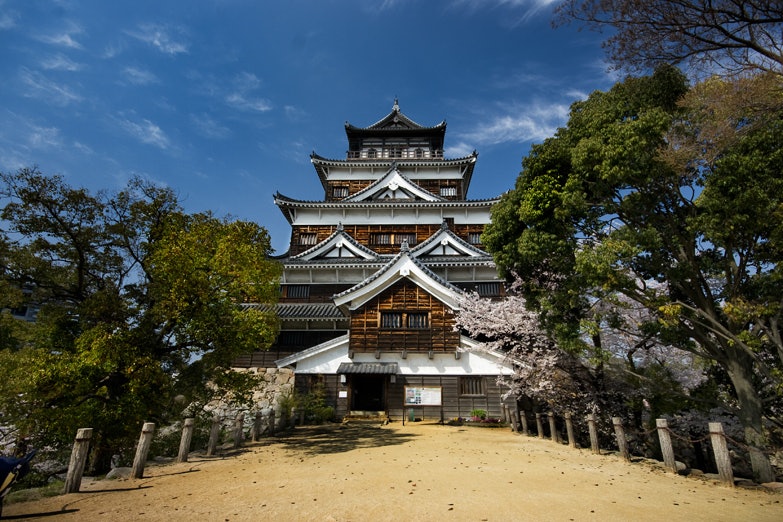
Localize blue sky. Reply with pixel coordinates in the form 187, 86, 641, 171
0, 0, 616, 253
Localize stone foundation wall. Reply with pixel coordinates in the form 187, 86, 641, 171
210, 367, 296, 439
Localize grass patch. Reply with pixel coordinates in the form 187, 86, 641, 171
4, 479, 64, 505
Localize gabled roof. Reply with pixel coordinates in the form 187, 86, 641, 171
332, 244, 464, 313
275, 334, 350, 368
291, 224, 380, 261
343, 164, 444, 202
410, 221, 492, 259
346, 99, 446, 133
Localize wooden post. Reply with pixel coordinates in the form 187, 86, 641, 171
267, 410, 276, 436
63, 428, 92, 494
250, 411, 264, 442
709, 422, 734, 487
233, 413, 245, 448
206, 417, 221, 456
519, 410, 529, 436
587, 414, 600, 454
502, 405, 510, 424
535, 413, 544, 438
177, 418, 195, 463
656, 418, 677, 473
565, 412, 576, 448
511, 408, 520, 433
548, 412, 558, 443
612, 417, 630, 462
131, 422, 156, 479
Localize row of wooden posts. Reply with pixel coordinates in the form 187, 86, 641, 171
63, 411, 274, 494
500, 405, 737, 487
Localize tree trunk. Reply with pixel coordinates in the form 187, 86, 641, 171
725, 354, 775, 483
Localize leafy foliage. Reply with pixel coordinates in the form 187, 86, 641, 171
0, 168, 280, 470
483, 67, 783, 481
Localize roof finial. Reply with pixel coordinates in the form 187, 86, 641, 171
441, 219, 449, 230
393, 97, 399, 112
400, 239, 409, 252
337, 222, 344, 231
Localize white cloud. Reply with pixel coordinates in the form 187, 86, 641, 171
453, 0, 559, 25
27, 124, 63, 149
224, 71, 272, 112
126, 23, 189, 55
225, 93, 272, 112
37, 21, 84, 49
40, 53, 84, 71
0, 10, 18, 30
457, 101, 570, 147
117, 117, 171, 150
122, 66, 159, 85
190, 113, 231, 139
19, 68, 82, 106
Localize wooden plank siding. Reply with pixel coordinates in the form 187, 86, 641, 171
289, 224, 486, 256
349, 280, 459, 354
387, 375, 509, 421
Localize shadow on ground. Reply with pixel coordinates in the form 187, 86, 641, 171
266, 423, 419, 455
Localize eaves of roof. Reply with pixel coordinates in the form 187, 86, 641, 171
242, 302, 347, 320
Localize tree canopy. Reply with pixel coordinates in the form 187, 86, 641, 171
0, 168, 280, 469
483, 65, 783, 482
555, 0, 783, 76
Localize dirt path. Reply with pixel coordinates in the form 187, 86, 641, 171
5, 423, 782, 521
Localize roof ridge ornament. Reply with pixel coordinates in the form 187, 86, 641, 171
393, 97, 399, 112
400, 239, 409, 252
441, 219, 449, 230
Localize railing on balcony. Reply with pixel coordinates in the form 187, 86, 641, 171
346, 149, 444, 160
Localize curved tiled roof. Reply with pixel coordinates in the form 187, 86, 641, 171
343, 165, 444, 202
290, 225, 381, 261
331, 247, 464, 306
242, 302, 346, 320
345, 99, 445, 132
310, 151, 477, 167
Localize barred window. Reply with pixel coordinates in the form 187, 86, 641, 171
371, 233, 391, 245
278, 331, 306, 346
440, 186, 457, 197
460, 376, 485, 396
393, 233, 416, 246
476, 283, 500, 297
381, 312, 402, 329
406, 312, 429, 329
468, 232, 482, 244
367, 148, 377, 159
299, 233, 318, 246
333, 186, 349, 198
286, 285, 310, 299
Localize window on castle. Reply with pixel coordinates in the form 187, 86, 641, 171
333, 186, 349, 198
371, 233, 416, 246
415, 148, 424, 158
406, 312, 429, 329
299, 233, 318, 246
393, 233, 416, 246
381, 312, 402, 329
468, 232, 482, 244
286, 285, 310, 299
476, 283, 500, 297
367, 148, 377, 159
440, 187, 457, 197
460, 376, 486, 396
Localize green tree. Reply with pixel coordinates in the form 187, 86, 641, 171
0, 168, 280, 469
483, 66, 783, 482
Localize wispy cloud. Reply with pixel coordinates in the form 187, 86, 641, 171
122, 66, 159, 85
37, 21, 84, 49
26, 123, 63, 149
19, 68, 82, 106
117, 117, 171, 150
225, 71, 272, 112
126, 23, 188, 55
40, 53, 84, 71
190, 113, 231, 139
453, 0, 559, 24
456, 101, 570, 147
0, 9, 18, 30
